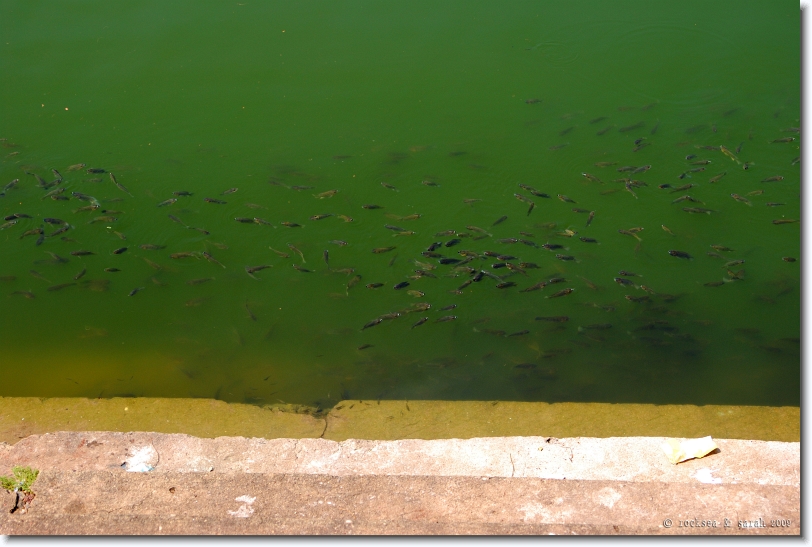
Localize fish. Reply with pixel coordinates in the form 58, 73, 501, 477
252, 217, 272, 225
422, 180, 439, 186
742, 162, 753, 170
127, 287, 145, 297
201, 251, 226, 268
362, 204, 384, 209
618, 230, 641, 242
109, 173, 133, 196
730, 194, 752, 206
708, 172, 727, 183
407, 290, 425, 298
70, 250, 95, 256
546, 288, 574, 298
0, 220, 17, 230
112, 247, 127, 254
47, 282, 76, 292
555, 254, 575, 261
401, 214, 422, 221
704, 281, 725, 287
372, 246, 396, 254
507, 330, 530, 337
582, 173, 602, 183
10, 290, 35, 299
393, 281, 410, 290
362, 318, 383, 330
766, 202, 785, 207
345, 275, 362, 294
287, 244, 305, 262
672, 195, 702, 204
782, 257, 797, 262
596, 126, 614, 136
263, 247, 288, 260
670, 183, 696, 193
385, 224, 405, 232
104, 268, 121, 272
633, 143, 650, 152
73, 267, 87, 280
719, 145, 741, 163
157, 198, 177, 207
187, 277, 214, 285
492, 215, 508, 226
411, 317, 429, 329
142, 258, 162, 270
435, 315, 457, 322
723, 259, 745, 268
381, 182, 398, 191
168, 214, 187, 226
366, 283, 384, 289
625, 295, 650, 303
631, 165, 651, 174
535, 316, 568, 322
67, 163, 86, 171
496, 281, 516, 289
594, 162, 617, 167
761, 176, 784, 182
557, 194, 576, 203
292, 264, 311, 273
682, 207, 716, 214
771, 137, 795, 143
280, 222, 301, 227
245, 265, 270, 280
690, 160, 712, 165
328, 240, 348, 247
170, 252, 197, 259
86, 168, 106, 173
221, 188, 238, 195
619, 121, 645, 132
310, 214, 333, 221
173, 191, 194, 197
668, 250, 692, 259
315, 190, 338, 199
463, 199, 482, 204
747, 190, 764, 196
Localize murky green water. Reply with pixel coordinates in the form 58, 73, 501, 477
0, 1, 799, 409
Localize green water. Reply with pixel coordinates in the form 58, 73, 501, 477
0, 1, 800, 409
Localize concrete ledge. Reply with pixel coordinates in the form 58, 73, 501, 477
0, 432, 800, 535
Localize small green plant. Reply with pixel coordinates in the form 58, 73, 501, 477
0, 466, 39, 494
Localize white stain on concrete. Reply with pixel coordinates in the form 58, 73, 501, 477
692, 468, 722, 484
228, 495, 256, 518
125, 445, 158, 472
594, 487, 622, 508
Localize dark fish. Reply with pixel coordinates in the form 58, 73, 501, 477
10, 290, 35, 299
541, 243, 564, 250
557, 194, 575, 203
73, 267, 87, 280
782, 257, 797, 262
492, 215, 508, 226
222, 188, 238, 195
619, 122, 645, 132
435, 315, 457, 322
535, 316, 569, 322
128, 287, 145, 297
440, 258, 461, 265
496, 282, 516, 289
372, 246, 396, 254
204, 197, 227, 204
315, 189, 338, 199
772, 219, 798, 225
253, 218, 272, 225
614, 277, 634, 287
393, 281, 410, 290
366, 283, 384, 289
596, 126, 613, 136
546, 288, 574, 298
202, 251, 226, 268
292, 264, 311, 273
682, 207, 716, 214
168, 214, 187, 226
104, 268, 121, 272
555, 254, 575, 261
411, 317, 429, 329
234, 217, 254, 223
704, 281, 725, 287
422, 180, 439, 186
381, 182, 398, 191
631, 165, 651, 174
346, 275, 362, 293
445, 239, 462, 247
362, 204, 384, 209
47, 282, 76, 291
157, 198, 177, 207
771, 137, 795, 143
109, 173, 133, 196
362, 318, 383, 330
709, 172, 727, 183
280, 222, 301, 227
579, 237, 598, 243
112, 247, 127, 254
761, 176, 784, 182
323, 250, 329, 269
87, 168, 106, 173
507, 330, 530, 337
187, 277, 214, 285
668, 250, 692, 259
70, 250, 95, 256
43, 217, 66, 225
766, 202, 785, 207
173, 191, 193, 196
624, 295, 650, 303
329, 240, 348, 247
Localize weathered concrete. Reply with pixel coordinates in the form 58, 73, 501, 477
0, 397, 800, 444
0, 432, 800, 535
